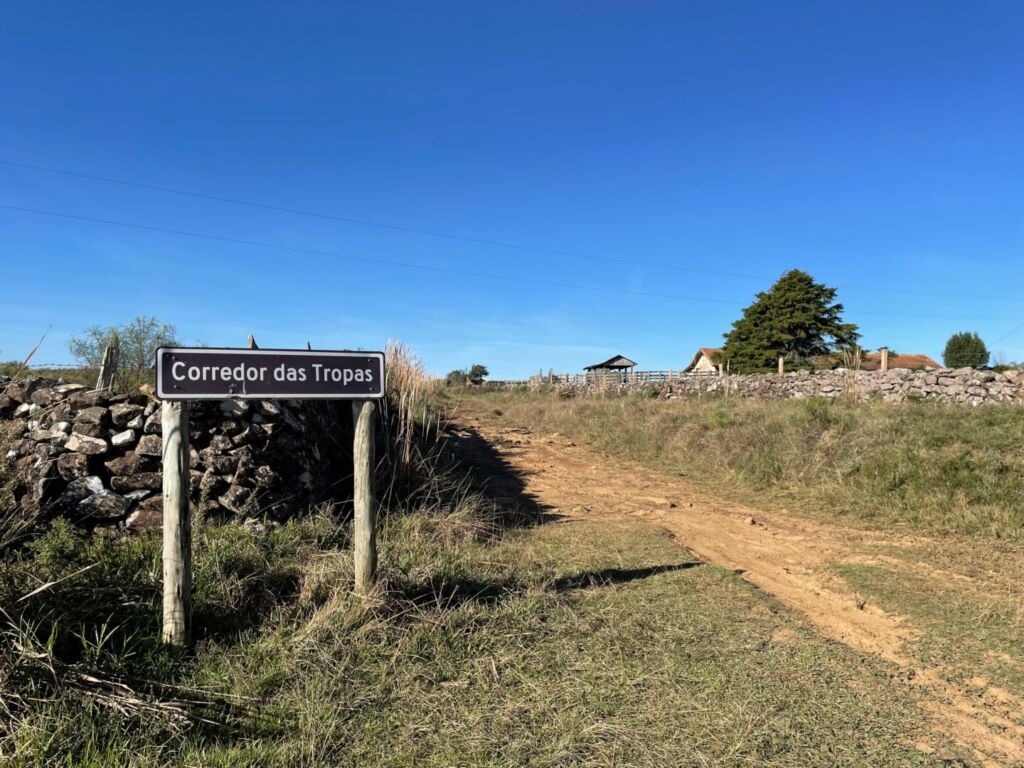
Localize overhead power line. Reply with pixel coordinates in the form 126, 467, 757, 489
993, 320, 1024, 344
1, 157, 1019, 305
0, 202, 1015, 324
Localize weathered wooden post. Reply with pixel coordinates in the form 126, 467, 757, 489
95, 336, 120, 391
161, 400, 191, 647
880, 346, 889, 372
352, 399, 377, 595
778, 356, 785, 375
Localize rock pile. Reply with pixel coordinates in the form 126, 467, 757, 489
1, 376, 354, 532
659, 367, 1024, 405
547, 367, 1024, 405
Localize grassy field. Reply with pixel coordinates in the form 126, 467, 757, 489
3, 509, 957, 766
5, 379, 1015, 765
466, 390, 1024, 540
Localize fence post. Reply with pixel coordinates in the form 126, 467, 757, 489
95, 336, 120, 391
161, 400, 191, 647
880, 347, 889, 372
778, 356, 785, 375
352, 400, 377, 595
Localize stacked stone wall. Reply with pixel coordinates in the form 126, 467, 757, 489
0, 376, 354, 532
541, 368, 1024, 405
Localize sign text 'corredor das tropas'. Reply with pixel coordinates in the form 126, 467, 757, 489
155, 347, 386, 400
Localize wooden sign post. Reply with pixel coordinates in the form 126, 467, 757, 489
155, 346, 386, 646
352, 400, 376, 595
161, 400, 191, 647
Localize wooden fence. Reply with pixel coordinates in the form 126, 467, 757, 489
485, 369, 717, 388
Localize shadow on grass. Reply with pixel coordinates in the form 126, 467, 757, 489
444, 423, 560, 529
388, 562, 704, 615
550, 562, 703, 592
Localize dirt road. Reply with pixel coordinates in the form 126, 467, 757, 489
451, 406, 1024, 767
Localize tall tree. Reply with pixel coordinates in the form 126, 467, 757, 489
942, 331, 989, 368
719, 270, 859, 373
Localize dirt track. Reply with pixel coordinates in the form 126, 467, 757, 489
451, 407, 1024, 767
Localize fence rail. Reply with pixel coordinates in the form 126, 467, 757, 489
485, 369, 719, 388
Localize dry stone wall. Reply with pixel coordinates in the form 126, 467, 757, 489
551, 368, 1024, 405
1, 376, 354, 532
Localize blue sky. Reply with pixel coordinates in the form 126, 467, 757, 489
1, 1, 1021, 377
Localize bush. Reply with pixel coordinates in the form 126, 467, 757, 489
68, 316, 179, 392
943, 331, 989, 368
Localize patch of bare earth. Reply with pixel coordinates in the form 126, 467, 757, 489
450, 408, 1024, 767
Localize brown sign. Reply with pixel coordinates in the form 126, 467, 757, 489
155, 347, 385, 401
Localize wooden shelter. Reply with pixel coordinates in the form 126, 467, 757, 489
584, 354, 637, 374
584, 354, 637, 383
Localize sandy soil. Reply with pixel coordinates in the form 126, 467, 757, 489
450, 406, 1024, 767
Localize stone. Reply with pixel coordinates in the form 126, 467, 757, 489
219, 484, 253, 514
31, 388, 57, 407
200, 469, 229, 500
206, 454, 238, 474
254, 465, 279, 488
111, 429, 137, 448
75, 406, 109, 425
14, 403, 32, 417
66, 433, 109, 455
5, 379, 41, 403
52, 421, 71, 434
126, 414, 144, 430
111, 472, 162, 492
72, 421, 105, 438
231, 423, 266, 446
257, 400, 282, 417
143, 411, 162, 434
124, 489, 152, 503
28, 429, 54, 441
69, 391, 106, 409
207, 435, 233, 454
52, 383, 86, 394
110, 403, 144, 427
79, 491, 131, 521
106, 452, 156, 476
137, 434, 163, 456
58, 476, 105, 510
220, 399, 249, 417
125, 497, 163, 533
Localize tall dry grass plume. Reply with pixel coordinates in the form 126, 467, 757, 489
381, 341, 441, 491
841, 347, 863, 402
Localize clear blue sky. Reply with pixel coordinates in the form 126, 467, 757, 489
1, 2, 1021, 377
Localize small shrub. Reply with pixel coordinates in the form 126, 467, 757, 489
943, 331, 989, 368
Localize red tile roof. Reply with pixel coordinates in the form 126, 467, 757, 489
861, 352, 940, 370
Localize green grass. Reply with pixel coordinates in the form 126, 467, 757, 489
833, 561, 1024, 699
3, 511, 966, 766
464, 390, 1024, 540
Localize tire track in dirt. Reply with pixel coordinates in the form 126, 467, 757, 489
450, 412, 1024, 767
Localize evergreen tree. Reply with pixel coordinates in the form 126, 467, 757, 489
719, 270, 859, 373
942, 331, 989, 368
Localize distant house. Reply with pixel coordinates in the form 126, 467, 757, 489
584, 354, 637, 380
683, 347, 722, 374
860, 352, 940, 371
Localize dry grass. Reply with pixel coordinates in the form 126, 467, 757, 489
469, 390, 1024, 541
